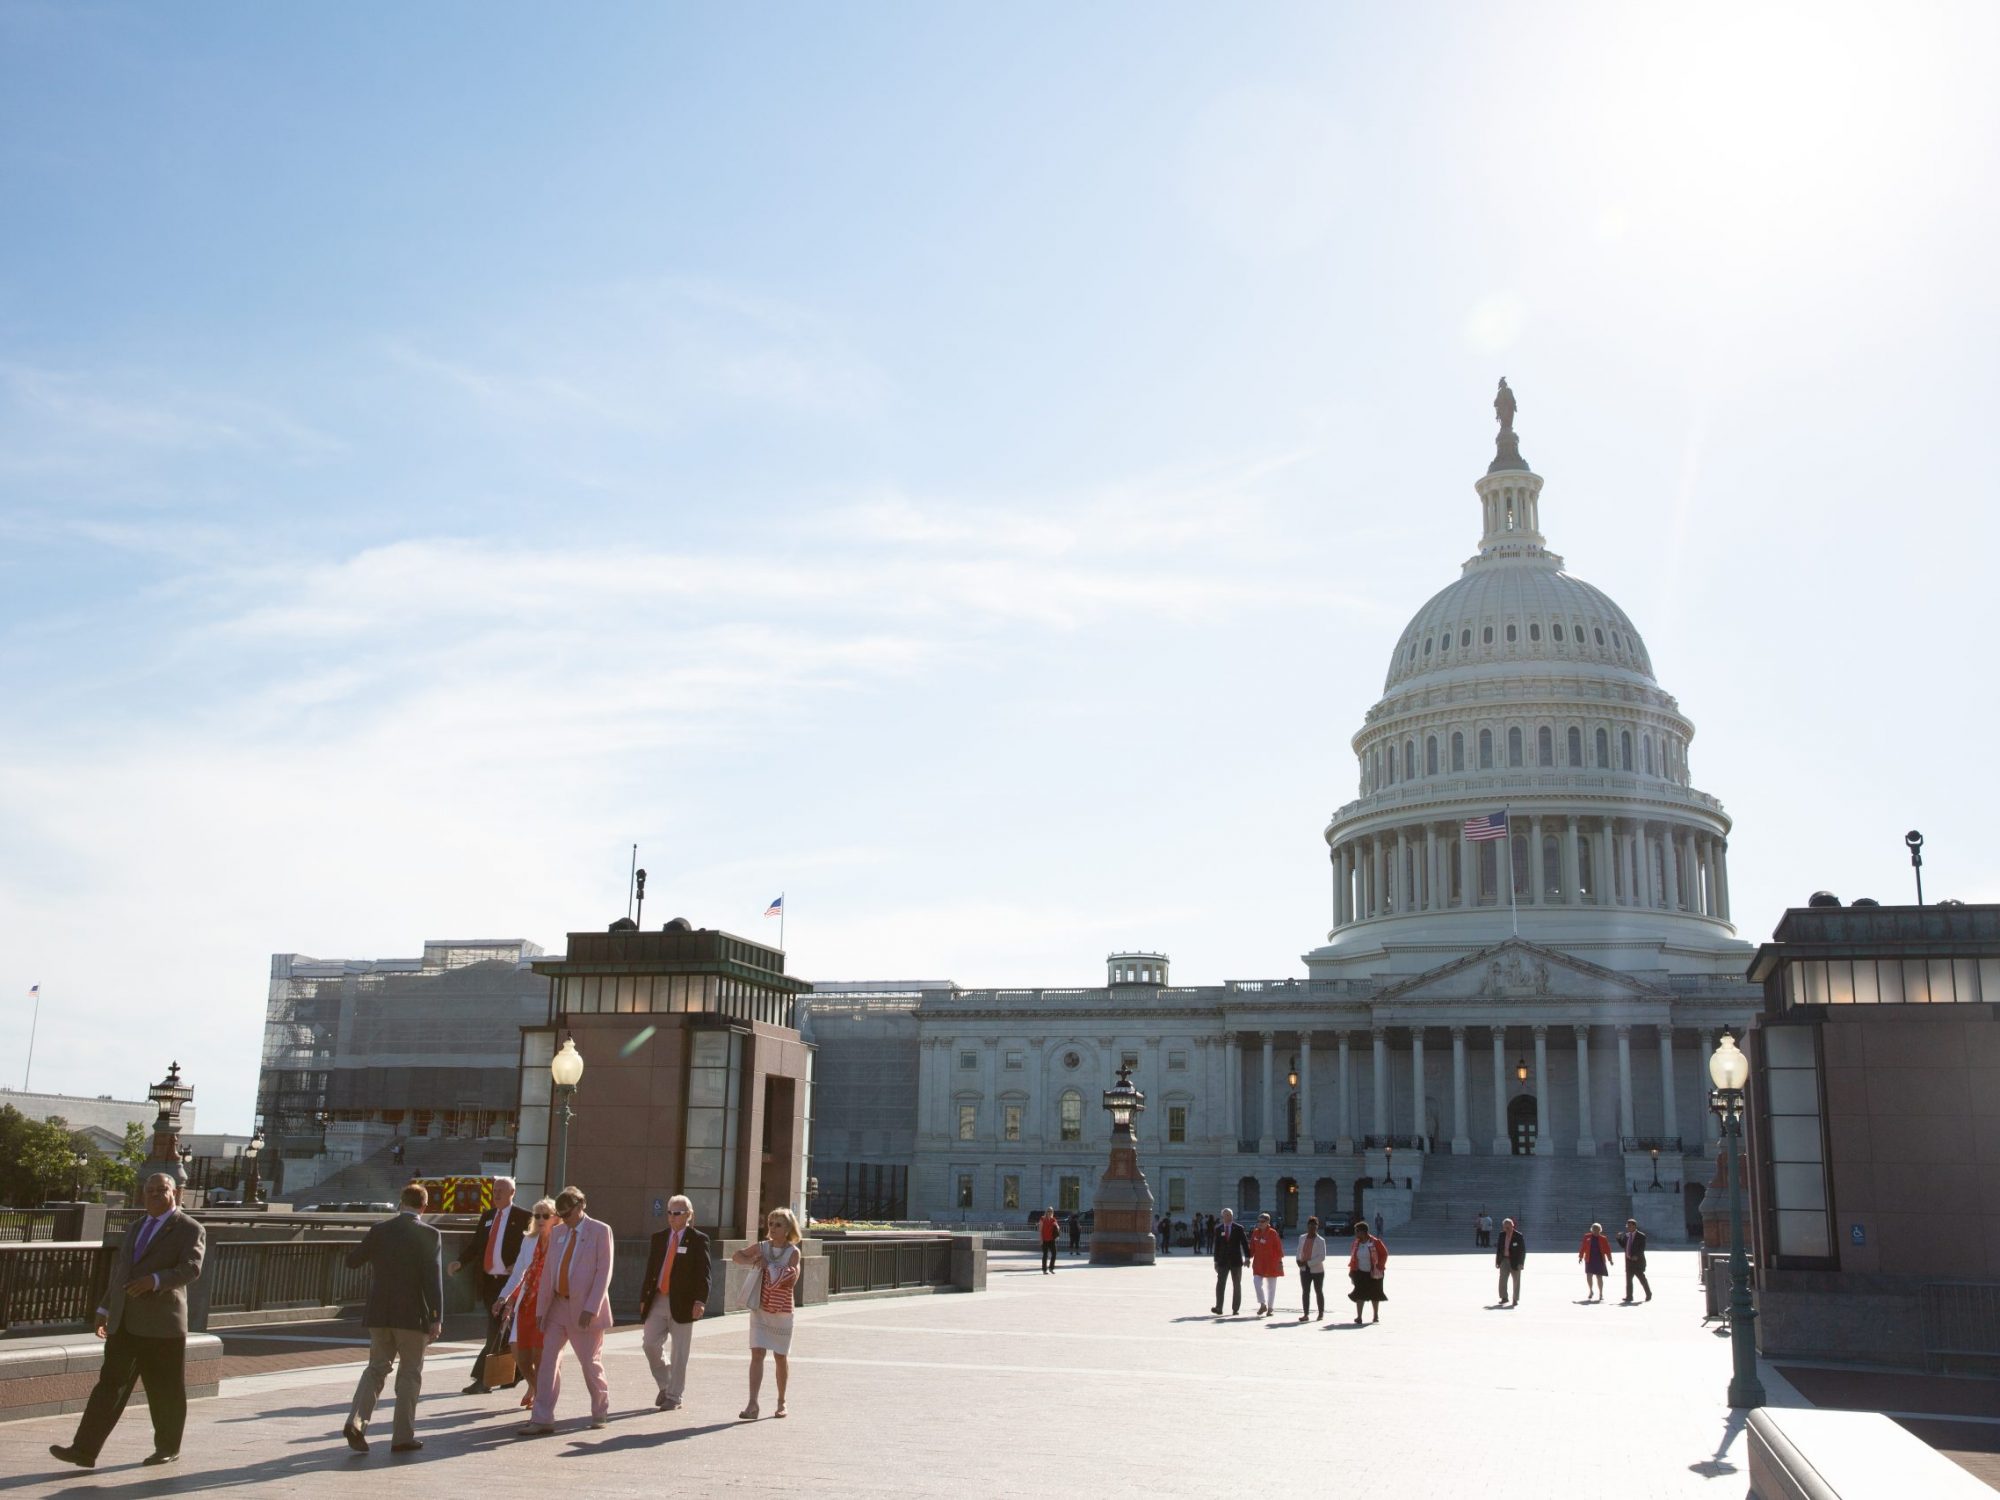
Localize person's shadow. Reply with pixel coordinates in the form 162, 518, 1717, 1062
1686, 1408, 1749, 1478
556, 1421, 736, 1455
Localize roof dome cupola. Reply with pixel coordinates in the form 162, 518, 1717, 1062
1475, 377, 1546, 555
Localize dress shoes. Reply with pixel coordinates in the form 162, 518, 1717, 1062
515, 1424, 554, 1438
342, 1422, 369, 1453
390, 1441, 424, 1453
655, 1392, 679, 1410
142, 1452, 180, 1467
48, 1445, 95, 1470
462, 1381, 492, 1395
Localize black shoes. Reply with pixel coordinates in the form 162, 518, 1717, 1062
390, 1441, 424, 1453
342, 1422, 369, 1453
462, 1381, 492, 1395
48, 1445, 94, 1470
142, 1452, 179, 1467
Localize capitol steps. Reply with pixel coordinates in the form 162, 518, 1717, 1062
1395, 1152, 1633, 1247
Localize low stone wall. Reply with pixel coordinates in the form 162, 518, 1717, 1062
0, 1332, 223, 1424
1747, 1406, 1991, 1498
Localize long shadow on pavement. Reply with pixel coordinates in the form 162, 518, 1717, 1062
555, 1421, 738, 1455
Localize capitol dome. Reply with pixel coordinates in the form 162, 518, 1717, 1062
1313, 382, 1744, 974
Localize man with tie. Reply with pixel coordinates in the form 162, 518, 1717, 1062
341, 1183, 444, 1454
1210, 1206, 1252, 1317
638, 1194, 710, 1410
520, 1184, 614, 1436
1494, 1216, 1528, 1307
1618, 1218, 1651, 1303
446, 1175, 531, 1394
49, 1173, 206, 1470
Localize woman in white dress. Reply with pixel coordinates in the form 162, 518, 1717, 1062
730, 1207, 802, 1420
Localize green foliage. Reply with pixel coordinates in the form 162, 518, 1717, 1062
0, 1105, 88, 1205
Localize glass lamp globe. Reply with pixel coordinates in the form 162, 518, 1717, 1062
1708, 1033, 1750, 1092
551, 1037, 586, 1089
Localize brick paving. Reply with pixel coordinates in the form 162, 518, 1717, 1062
0, 1247, 1780, 1496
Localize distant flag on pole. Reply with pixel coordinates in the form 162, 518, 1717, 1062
764, 896, 784, 917
27, 984, 37, 998
1463, 812, 1510, 841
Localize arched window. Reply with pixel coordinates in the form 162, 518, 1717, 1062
1644, 736, 1655, 776
1424, 639, 1433, 657
1508, 727, 1524, 767
1483, 625, 1494, 645
1537, 726, 1554, 766
1542, 835, 1561, 898
1595, 727, 1610, 767
1567, 726, 1583, 766
1620, 731, 1634, 771
1529, 622, 1542, 642
1404, 740, 1416, 780
1511, 834, 1530, 894
1594, 627, 1605, 646
1385, 747, 1395, 785
1578, 838, 1595, 899
1505, 624, 1517, 643
1439, 632, 1450, 654
1479, 729, 1494, 769
1552, 623, 1565, 642
1451, 732, 1465, 772
1460, 629, 1471, 648
1425, 736, 1439, 776
1059, 1091, 1083, 1143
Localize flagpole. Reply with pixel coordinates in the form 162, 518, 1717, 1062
24, 987, 40, 1091
779, 893, 786, 952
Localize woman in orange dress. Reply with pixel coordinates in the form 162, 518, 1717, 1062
496, 1198, 557, 1406
1248, 1212, 1285, 1317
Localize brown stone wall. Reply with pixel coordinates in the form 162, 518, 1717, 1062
1819, 1011, 2000, 1278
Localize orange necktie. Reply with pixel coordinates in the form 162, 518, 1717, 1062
556, 1227, 579, 1298
485, 1213, 504, 1268
656, 1230, 681, 1294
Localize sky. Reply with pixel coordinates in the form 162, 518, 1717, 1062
3, 3, 1998, 1132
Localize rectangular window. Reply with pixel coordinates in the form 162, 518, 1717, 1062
1001, 1174, 1020, 1210
1004, 1051, 1024, 1070
958, 1104, 977, 1140
1003, 1104, 1022, 1142
1761, 1025, 1831, 1260
956, 1174, 973, 1209
1168, 1105, 1187, 1143
1121, 1052, 1139, 1071
1058, 1176, 1082, 1213
1060, 1093, 1082, 1142
1167, 1051, 1187, 1070
1167, 1178, 1186, 1213
959, 1051, 978, 1070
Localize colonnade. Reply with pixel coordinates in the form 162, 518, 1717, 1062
1332, 814, 1729, 927
1218, 1022, 1710, 1156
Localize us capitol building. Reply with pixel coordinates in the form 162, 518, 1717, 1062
804, 385, 1761, 1235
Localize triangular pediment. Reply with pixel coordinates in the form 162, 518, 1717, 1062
1373, 938, 1669, 1005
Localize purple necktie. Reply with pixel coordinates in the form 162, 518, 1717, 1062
134, 1215, 163, 1259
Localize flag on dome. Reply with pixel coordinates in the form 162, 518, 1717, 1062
1463, 812, 1509, 841
764, 895, 784, 917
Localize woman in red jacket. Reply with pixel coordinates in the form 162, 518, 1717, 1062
1248, 1213, 1285, 1317
1577, 1222, 1613, 1303
1347, 1220, 1389, 1324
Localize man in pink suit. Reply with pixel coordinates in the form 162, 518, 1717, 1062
518, 1186, 614, 1436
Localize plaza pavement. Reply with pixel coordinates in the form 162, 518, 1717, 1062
0, 1246, 1788, 1497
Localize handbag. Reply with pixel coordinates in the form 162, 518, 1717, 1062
736, 1260, 763, 1311
482, 1305, 517, 1387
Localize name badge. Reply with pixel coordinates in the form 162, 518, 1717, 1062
675, 1245, 687, 1254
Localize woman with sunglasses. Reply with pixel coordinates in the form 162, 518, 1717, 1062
495, 1198, 559, 1407
729, 1207, 802, 1419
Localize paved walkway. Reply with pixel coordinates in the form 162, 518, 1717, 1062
0, 1248, 1779, 1497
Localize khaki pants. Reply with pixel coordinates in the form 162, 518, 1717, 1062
640, 1298, 693, 1401
350, 1327, 427, 1447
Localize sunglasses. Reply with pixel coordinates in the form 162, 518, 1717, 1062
533, 1212, 554, 1220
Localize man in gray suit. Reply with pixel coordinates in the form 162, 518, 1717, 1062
49, 1172, 207, 1470
341, 1183, 444, 1454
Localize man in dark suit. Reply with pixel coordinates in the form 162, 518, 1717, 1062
342, 1183, 443, 1454
50, 1172, 206, 1470
446, 1175, 531, 1394
1495, 1216, 1528, 1307
1210, 1206, 1251, 1316
637, 1194, 710, 1411
1619, 1218, 1651, 1303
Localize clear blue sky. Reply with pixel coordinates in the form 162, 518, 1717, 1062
4, 3, 1997, 1130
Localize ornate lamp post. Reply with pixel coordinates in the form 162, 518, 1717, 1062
1384, 1143, 1395, 1187
1088, 1064, 1156, 1266
1707, 1031, 1765, 1409
550, 1034, 585, 1188
1649, 1145, 1661, 1190
243, 1125, 266, 1206
70, 1151, 88, 1202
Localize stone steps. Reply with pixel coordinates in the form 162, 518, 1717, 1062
1399, 1153, 1633, 1243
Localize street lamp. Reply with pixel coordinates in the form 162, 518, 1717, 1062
1286, 1056, 1299, 1090
1707, 1031, 1765, 1409
70, 1151, 88, 1202
550, 1034, 585, 1188
1515, 1057, 1529, 1083
177, 1144, 194, 1192
1649, 1145, 1661, 1191
1384, 1143, 1395, 1186
1905, 830, 1924, 906
243, 1126, 266, 1206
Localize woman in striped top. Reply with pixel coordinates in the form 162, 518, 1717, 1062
731, 1207, 802, 1420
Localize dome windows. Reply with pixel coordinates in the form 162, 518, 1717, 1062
1424, 639, 1433, 657
1528, 623, 1542, 642
1537, 726, 1554, 766
1460, 629, 1471, 648
1451, 732, 1465, 771
1552, 622, 1565, 642
1567, 726, 1583, 766
1483, 626, 1494, 645
1505, 624, 1518, 643
1621, 731, 1634, 771
1479, 730, 1494, 769
1594, 627, 1605, 646
1439, 632, 1450, 653
1404, 740, 1416, 780
1425, 736, 1439, 776
1507, 727, 1524, 767
1595, 727, 1609, 767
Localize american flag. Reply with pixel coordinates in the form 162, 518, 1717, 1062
27, 984, 37, 999
1463, 812, 1510, 841
764, 896, 784, 917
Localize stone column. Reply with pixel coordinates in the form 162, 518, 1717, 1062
1662, 828, 1682, 911
1371, 1027, 1389, 1139
1342, 844, 1356, 923
1224, 1033, 1240, 1144
1697, 1029, 1720, 1153
1529, 813, 1546, 903
1298, 1033, 1314, 1148
1597, 819, 1615, 906
1532, 1027, 1551, 1155
1259, 1031, 1276, 1152
1716, 841, 1732, 921
1458, 825, 1475, 909
1395, 829, 1410, 913
1573, 1025, 1596, 1154
1359, 840, 1372, 919
1490, 1026, 1509, 1153
1658, 1026, 1680, 1145
1623, 822, 1640, 906
1425, 825, 1439, 911
1450, 1026, 1470, 1155
1641, 825, 1658, 907
1562, 817, 1582, 904
1336, 1031, 1354, 1150
1410, 1029, 1427, 1147
1616, 1024, 1635, 1143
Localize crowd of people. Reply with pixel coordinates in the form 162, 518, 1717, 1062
45, 1173, 806, 1470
